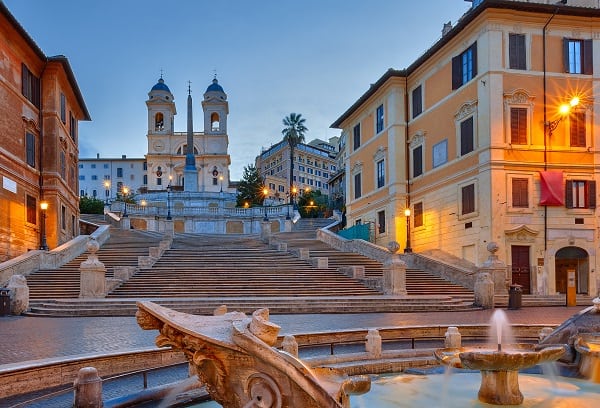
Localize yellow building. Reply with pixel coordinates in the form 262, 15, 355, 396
332, 0, 599, 296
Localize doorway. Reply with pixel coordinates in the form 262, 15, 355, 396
555, 247, 589, 294
511, 245, 531, 294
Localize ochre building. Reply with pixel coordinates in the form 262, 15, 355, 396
332, 0, 600, 296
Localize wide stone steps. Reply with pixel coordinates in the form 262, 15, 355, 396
27, 295, 477, 317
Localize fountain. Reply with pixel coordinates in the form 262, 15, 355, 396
136, 301, 370, 408
435, 309, 567, 405
574, 333, 600, 383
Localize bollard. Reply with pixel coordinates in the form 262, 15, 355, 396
282, 335, 299, 358
365, 329, 382, 358
73, 367, 103, 408
445, 326, 462, 349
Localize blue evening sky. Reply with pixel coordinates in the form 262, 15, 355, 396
5, 0, 471, 179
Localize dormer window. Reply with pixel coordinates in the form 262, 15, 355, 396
211, 112, 220, 131
155, 113, 164, 131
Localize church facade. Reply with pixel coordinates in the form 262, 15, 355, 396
145, 77, 232, 193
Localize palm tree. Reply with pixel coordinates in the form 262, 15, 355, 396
282, 113, 308, 208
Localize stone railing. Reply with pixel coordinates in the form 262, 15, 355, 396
317, 227, 392, 263
404, 252, 477, 290
0, 225, 110, 286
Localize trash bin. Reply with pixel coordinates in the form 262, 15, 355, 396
508, 284, 522, 310
0, 288, 11, 316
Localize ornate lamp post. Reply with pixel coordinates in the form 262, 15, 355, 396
404, 208, 412, 253
166, 184, 172, 220
122, 186, 129, 217
104, 180, 110, 205
546, 97, 580, 137
291, 186, 298, 210
263, 187, 269, 221
39, 201, 48, 250
219, 175, 224, 192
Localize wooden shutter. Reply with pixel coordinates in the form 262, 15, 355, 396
462, 184, 475, 215
414, 202, 423, 227
471, 42, 478, 77
565, 180, 573, 208
26, 132, 35, 167
570, 111, 586, 147
461, 117, 474, 155
509, 34, 526, 70
562, 38, 570, 72
413, 146, 423, 177
512, 178, 528, 208
583, 39, 593, 75
587, 181, 596, 209
510, 108, 527, 144
452, 55, 461, 90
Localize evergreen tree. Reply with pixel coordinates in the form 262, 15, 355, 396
79, 196, 105, 214
236, 164, 264, 207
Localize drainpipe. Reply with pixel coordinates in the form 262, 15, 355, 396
404, 77, 410, 238
542, 4, 563, 255
38, 60, 48, 247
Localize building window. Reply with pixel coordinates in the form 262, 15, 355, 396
566, 180, 596, 209
377, 210, 386, 234
104, 163, 109, 169
143, 175, 148, 185
414, 202, 423, 228
353, 124, 361, 150
157, 177, 162, 186
452, 42, 477, 89
461, 184, 475, 215
213, 177, 218, 185
512, 178, 529, 208
91, 175, 98, 181
26, 195, 36, 224
510, 107, 528, 144
413, 146, 423, 177
376, 159, 385, 188
60, 93, 66, 123
143, 162, 147, 170
570, 111, 586, 147
155, 112, 164, 131
61, 205, 67, 230
117, 168, 123, 178
79, 175, 85, 181
92, 190, 97, 197
26, 132, 35, 167
80, 189, 85, 196
60, 151, 66, 179
21, 64, 40, 108
354, 173, 362, 199
412, 85, 422, 118
460, 117, 474, 155
91, 164, 96, 169
69, 112, 77, 141
432, 140, 448, 168
376, 104, 384, 133
563, 39, 593, 75
509, 33, 526, 70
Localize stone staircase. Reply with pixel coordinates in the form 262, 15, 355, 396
26, 228, 163, 300
275, 230, 475, 299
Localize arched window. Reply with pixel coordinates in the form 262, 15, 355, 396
176, 145, 199, 155
211, 112, 220, 131
155, 113, 164, 131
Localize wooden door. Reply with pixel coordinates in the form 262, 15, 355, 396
511, 245, 531, 294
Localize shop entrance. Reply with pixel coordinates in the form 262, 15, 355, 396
555, 247, 589, 294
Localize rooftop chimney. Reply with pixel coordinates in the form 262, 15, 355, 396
442, 21, 452, 36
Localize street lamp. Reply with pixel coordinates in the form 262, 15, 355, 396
404, 207, 412, 253
104, 180, 110, 205
263, 187, 269, 221
39, 201, 48, 250
219, 175, 224, 192
546, 97, 580, 136
122, 186, 129, 217
166, 183, 172, 220
291, 186, 298, 210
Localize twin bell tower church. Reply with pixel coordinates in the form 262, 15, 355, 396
145, 76, 231, 193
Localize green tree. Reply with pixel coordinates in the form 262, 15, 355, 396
297, 190, 328, 218
79, 196, 105, 214
236, 164, 264, 207
281, 113, 307, 203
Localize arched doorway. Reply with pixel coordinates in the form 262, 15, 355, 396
555, 246, 589, 294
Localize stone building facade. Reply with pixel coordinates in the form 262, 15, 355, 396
78, 155, 147, 201
332, 0, 600, 296
0, 3, 90, 261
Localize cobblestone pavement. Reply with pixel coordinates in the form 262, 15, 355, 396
0, 306, 585, 366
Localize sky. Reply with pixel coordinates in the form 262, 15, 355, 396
5, 0, 472, 180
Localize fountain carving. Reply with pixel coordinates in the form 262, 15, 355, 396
136, 301, 370, 408
435, 310, 567, 405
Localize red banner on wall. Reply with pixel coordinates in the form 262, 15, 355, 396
539, 171, 564, 206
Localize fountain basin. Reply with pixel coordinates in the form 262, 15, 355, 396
435, 344, 567, 405
574, 333, 600, 383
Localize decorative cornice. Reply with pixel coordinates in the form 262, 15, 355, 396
455, 100, 478, 122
